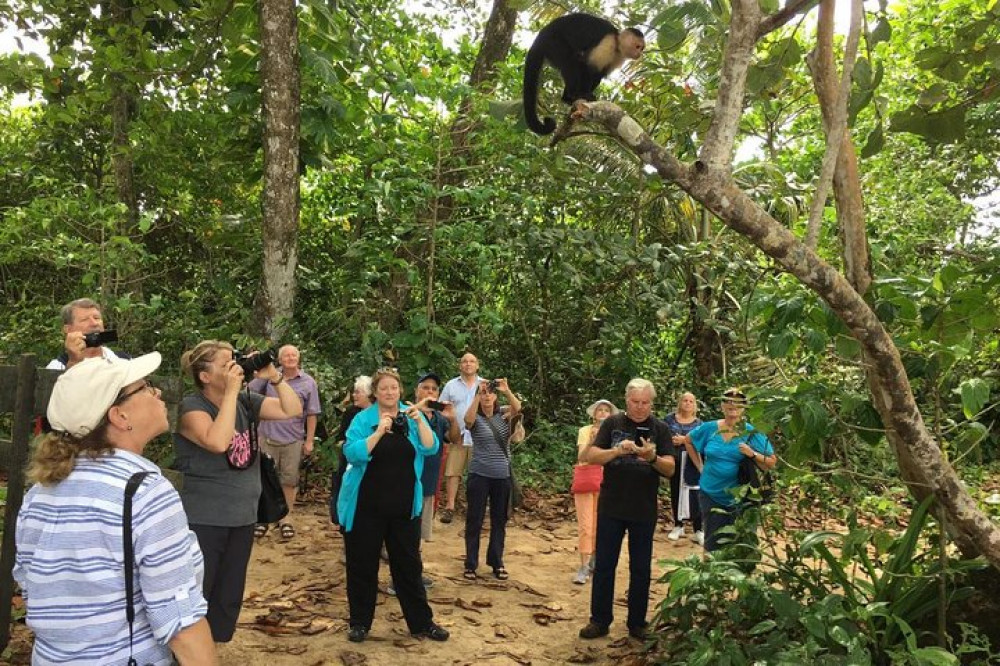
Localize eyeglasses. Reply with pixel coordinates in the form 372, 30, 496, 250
114, 379, 157, 405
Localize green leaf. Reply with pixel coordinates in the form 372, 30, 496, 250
889, 104, 966, 143
861, 123, 884, 158
749, 619, 777, 635
657, 19, 688, 52
870, 18, 891, 45
854, 58, 873, 89
489, 99, 524, 121
958, 377, 990, 419
917, 83, 950, 109
909, 647, 959, 666
800, 614, 827, 640
829, 624, 852, 647
767, 330, 795, 358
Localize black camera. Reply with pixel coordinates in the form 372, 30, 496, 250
233, 347, 278, 376
84, 330, 118, 348
487, 379, 500, 392
391, 412, 410, 433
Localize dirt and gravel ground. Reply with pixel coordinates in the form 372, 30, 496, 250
220, 495, 700, 666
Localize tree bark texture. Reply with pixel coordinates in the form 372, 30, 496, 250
808, 0, 871, 296
803, 0, 862, 250
104, 0, 139, 228
255, 0, 301, 341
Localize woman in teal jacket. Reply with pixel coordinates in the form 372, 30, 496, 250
336, 367, 448, 644
683, 388, 776, 553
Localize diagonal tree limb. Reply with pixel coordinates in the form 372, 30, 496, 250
576, 99, 1000, 568
758, 0, 821, 39
804, 0, 862, 250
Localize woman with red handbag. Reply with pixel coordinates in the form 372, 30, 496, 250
572, 399, 619, 584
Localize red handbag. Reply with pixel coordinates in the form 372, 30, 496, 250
571, 464, 603, 494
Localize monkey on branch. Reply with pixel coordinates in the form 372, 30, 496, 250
522, 12, 645, 136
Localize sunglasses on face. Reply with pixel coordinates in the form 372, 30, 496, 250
115, 379, 157, 405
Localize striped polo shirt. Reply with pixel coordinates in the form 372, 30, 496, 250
468, 412, 512, 479
14, 449, 207, 665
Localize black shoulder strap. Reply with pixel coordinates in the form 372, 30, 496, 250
482, 414, 512, 462
124, 471, 153, 666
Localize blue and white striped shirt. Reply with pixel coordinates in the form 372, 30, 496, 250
14, 449, 207, 665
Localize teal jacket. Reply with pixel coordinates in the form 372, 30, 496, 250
336, 403, 440, 532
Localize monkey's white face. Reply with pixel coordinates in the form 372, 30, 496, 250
621, 33, 645, 60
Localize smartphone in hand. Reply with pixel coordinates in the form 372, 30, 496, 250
427, 400, 447, 411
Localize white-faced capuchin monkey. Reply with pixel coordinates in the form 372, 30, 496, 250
523, 13, 645, 136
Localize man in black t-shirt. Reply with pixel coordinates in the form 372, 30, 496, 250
578, 378, 675, 641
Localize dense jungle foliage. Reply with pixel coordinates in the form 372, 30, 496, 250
2, 0, 1000, 661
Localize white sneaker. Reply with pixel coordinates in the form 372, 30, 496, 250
667, 526, 684, 541
692, 530, 705, 546
572, 565, 589, 585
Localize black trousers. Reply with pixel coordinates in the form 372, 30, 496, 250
464, 473, 511, 571
191, 523, 255, 642
344, 512, 433, 633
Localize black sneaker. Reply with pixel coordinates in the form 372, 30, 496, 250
628, 625, 648, 640
413, 623, 449, 641
579, 622, 609, 639
347, 625, 368, 643
439, 508, 454, 524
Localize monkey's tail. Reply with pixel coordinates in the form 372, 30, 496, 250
523, 45, 556, 136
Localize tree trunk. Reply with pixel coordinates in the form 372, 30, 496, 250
254, 0, 300, 341
105, 0, 139, 230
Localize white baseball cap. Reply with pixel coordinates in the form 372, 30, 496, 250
586, 399, 620, 419
47, 352, 162, 437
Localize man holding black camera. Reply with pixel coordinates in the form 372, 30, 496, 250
247, 345, 321, 540
46, 298, 129, 370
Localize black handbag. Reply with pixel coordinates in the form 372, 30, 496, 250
258, 453, 289, 524
737, 433, 774, 506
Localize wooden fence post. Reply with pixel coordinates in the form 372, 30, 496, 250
0, 355, 37, 651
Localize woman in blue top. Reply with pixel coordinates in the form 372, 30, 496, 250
683, 388, 776, 553
337, 368, 448, 644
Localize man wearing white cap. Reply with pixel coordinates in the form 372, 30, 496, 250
15, 354, 216, 665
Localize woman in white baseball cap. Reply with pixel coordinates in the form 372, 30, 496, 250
571, 399, 619, 584
15, 354, 216, 665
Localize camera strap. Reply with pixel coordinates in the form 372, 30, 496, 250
124, 471, 153, 666
482, 414, 513, 465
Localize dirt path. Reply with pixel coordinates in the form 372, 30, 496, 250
221, 497, 700, 666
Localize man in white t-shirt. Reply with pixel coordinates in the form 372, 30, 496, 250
437, 352, 482, 523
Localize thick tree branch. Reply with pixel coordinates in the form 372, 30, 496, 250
808, 0, 872, 293
698, 0, 761, 170
758, 0, 821, 39
577, 99, 1000, 569
804, 0, 862, 250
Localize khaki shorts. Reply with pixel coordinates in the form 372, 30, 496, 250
443, 441, 471, 477
261, 437, 304, 487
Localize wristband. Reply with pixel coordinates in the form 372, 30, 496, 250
269, 376, 284, 386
